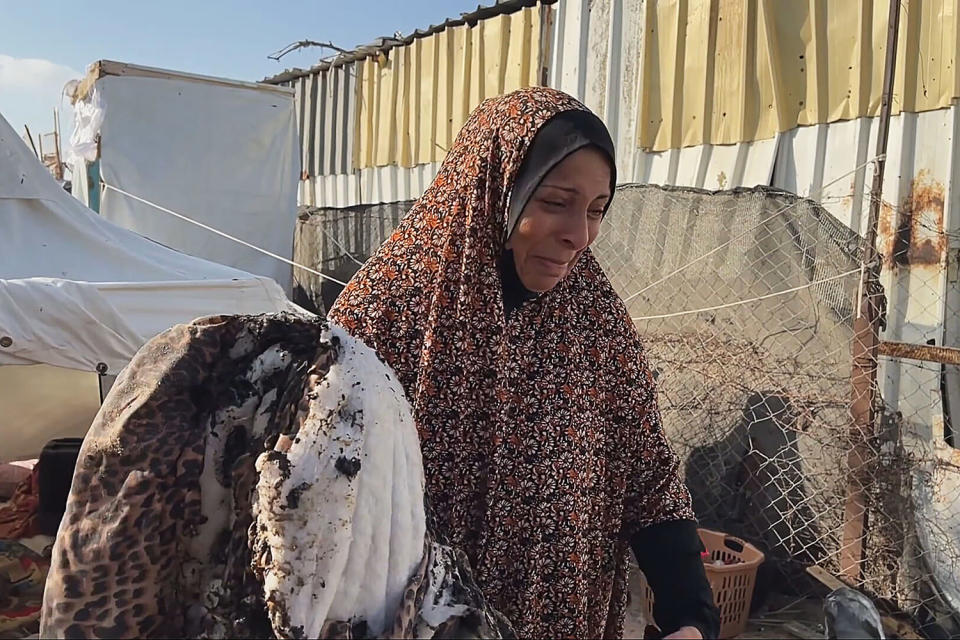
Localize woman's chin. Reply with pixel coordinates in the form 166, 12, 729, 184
523, 275, 562, 293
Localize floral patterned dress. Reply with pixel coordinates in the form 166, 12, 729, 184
328, 87, 695, 639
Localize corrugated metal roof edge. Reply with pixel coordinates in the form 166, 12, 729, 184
73, 59, 294, 104
262, 0, 555, 84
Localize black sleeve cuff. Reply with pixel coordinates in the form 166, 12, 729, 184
629, 519, 721, 639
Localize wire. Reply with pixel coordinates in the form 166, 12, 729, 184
631, 269, 860, 322
623, 154, 884, 304
101, 183, 350, 287
267, 40, 351, 62
318, 226, 366, 267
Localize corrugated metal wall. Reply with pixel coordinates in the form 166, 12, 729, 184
279, 0, 960, 232
277, 4, 543, 207
293, 64, 356, 178
547, 0, 781, 187
355, 6, 542, 169
639, 0, 960, 151
283, 63, 359, 206
280, 0, 778, 205
283, 61, 440, 207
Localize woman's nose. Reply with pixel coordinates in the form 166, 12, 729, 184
559, 209, 591, 250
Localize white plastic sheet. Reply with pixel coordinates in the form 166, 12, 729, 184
92, 72, 299, 293
0, 365, 102, 462
0, 110, 296, 458
0, 110, 293, 372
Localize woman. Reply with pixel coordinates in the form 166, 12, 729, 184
329, 88, 719, 639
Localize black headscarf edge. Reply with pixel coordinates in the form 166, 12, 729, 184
505, 109, 618, 240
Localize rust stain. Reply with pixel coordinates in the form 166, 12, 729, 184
949, 446, 960, 465
877, 199, 897, 261
839, 178, 856, 210
879, 340, 960, 365
877, 170, 946, 269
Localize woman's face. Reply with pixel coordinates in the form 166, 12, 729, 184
507, 146, 612, 293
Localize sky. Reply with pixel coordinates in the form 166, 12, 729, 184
0, 0, 483, 154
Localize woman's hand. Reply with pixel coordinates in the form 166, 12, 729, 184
664, 626, 704, 639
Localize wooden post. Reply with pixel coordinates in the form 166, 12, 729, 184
53, 108, 64, 181
23, 125, 39, 158
841, 0, 901, 583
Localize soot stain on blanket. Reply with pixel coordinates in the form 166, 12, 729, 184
335, 456, 361, 479
284, 482, 312, 510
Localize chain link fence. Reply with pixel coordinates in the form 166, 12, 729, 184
294, 184, 960, 635
598, 185, 959, 637
292, 203, 407, 314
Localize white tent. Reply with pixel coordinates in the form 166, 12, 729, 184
68, 60, 300, 294
0, 112, 295, 461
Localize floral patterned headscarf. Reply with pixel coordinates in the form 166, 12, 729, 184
329, 87, 694, 639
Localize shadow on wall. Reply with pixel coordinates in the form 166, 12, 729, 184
684, 392, 825, 607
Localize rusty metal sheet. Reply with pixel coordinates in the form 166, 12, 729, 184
879, 340, 960, 364
878, 170, 947, 269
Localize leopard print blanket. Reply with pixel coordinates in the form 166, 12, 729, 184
40, 313, 514, 639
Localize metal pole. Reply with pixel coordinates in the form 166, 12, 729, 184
841, 0, 901, 584
878, 340, 960, 366
538, 2, 555, 86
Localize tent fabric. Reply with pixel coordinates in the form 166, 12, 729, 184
0, 279, 141, 373
0, 110, 294, 375
89, 72, 299, 293
0, 365, 102, 462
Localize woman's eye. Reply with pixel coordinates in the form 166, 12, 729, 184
587, 210, 604, 219
543, 199, 566, 208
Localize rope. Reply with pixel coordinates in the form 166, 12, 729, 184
318, 226, 365, 267
102, 183, 350, 287
631, 269, 860, 321
623, 154, 884, 304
